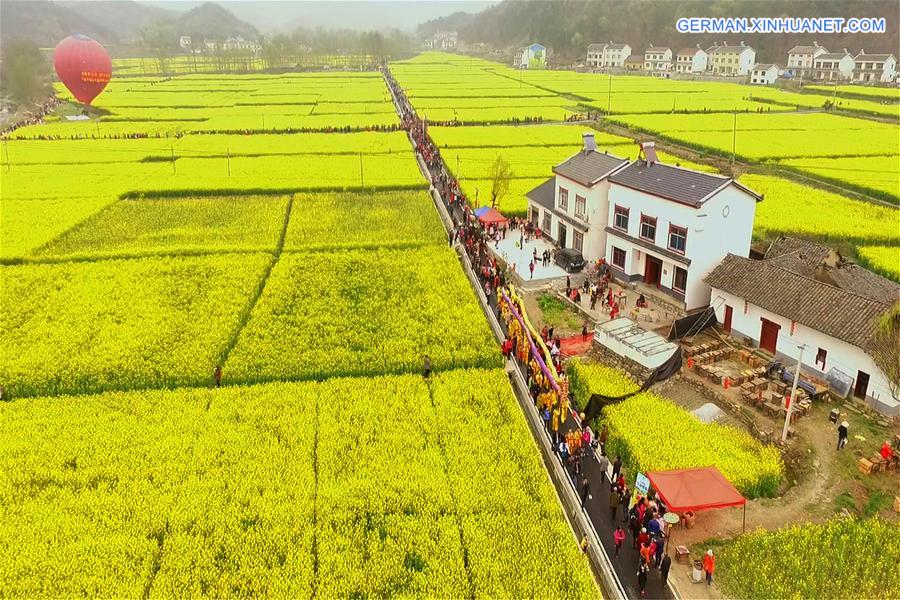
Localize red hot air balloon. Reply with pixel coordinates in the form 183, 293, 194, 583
54, 34, 112, 105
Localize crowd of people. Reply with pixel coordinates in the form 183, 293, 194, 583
1, 95, 62, 136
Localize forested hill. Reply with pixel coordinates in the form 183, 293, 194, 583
445, 0, 900, 63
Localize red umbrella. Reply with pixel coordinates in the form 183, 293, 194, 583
54, 35, 112, 105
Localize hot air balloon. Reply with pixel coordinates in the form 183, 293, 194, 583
54, 34, 112, 105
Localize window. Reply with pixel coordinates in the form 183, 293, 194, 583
612, 246, 626, 269
558, 187, 568, 210
816, 348, 827, 370
668, 224, 687, 254
673, 267, 688, 292
639, 214, 657, 241
542, 211, 551, 234
573, 231, 584, 254
575, 195, 586, 219
613, 205, 629, 231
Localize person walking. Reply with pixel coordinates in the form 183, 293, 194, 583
599, 425, 608, 456
213, 365, 222, 388
609, 486, 620, 521
654, 534, 665, 567
611, 455, 622, 487
422, 355, 432, 378
837, 420, 849, 450
598, 452, 610, 482
614, 525, 626, 557
529, 260, 535, 279
660, 554, 672, 587
637, 560, 650, 597
703, 549, 716, 587
580, 475, 591, 508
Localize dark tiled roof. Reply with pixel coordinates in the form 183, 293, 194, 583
552, 150, 628, 187
764, 236, 900, 305
525, 177, 555, 210
607, 44, 629, 50
588, 44, 607, 51
855, 54, 894, 61
710, 45, 753, 54
646, 46, 671, 53
789, 45, 827, 54
753, 64, 778, 70
624, 55, 644, 63
816, 53, 850, 61
705, 254, 890, 348
608, 161, 758, 207
678, 48, 701, 55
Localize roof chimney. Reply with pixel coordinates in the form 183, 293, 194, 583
740, 41, 745, 46
843, 48, 848, 54
859, 49, 865, 55
639, 141, 658, 165
696, 43, 701, 49
582, 132, 596, 153
813, 41, 819, 48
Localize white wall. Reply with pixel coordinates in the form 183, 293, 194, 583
552, 174, 611, 261
737, 48, 756, 75
711, 288, 897, 413
692, 51, 708, 72
604, 179, 756, 310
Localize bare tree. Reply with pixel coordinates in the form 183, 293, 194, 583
488, 155, 513, 209
870, 302, 900, 401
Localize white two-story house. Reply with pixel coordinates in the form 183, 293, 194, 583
813, 50, 855, 81
525, 133, 628, 261
853, 51, 897, 82
675, 46, 708, 73
786, 42, 828, 78
750, 64, 780, 85
603, 145, 762, 310
586, 42, 632, 69
644, 46, 673, 71
586, 44, 607, 68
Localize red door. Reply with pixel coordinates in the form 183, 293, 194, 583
643, 256, 662, 286
759, 318, 780, 354
723, 305, 733, 333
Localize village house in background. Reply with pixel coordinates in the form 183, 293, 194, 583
853, 51, 897, 82
675, 45, 708, 73
785, 42, 828, 78
643, 45, 673, 71
623, 54, 644, 71
603, 143, 761, 311
586, 42, 632, 68
525, 133, 629, 262
750, 64, 780, 85
424, 31, 458, 51
706, 41, 756, 76
706, 237, 900, 416
813, 50, 856, 81
516, 43, 547, 68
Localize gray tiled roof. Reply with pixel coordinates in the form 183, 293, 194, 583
607, 44, 629, 50
705, 254, 891, 349
552, 150, 628, 187
765, 236, 900, 305
753, 64, 778, 70
608, 161, 760, 207
588, 44, 607, 51
816, 53, 850, 61
525, 177, 555, 210
789, 45, 827, 54
646, 46, 671, 53
854, 54, 894, 61
710, 45, 753, 54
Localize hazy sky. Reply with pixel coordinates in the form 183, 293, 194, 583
139, 0, 496, 32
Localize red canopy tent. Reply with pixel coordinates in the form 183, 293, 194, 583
477, 207, 508, 227
646, 466, 747, 530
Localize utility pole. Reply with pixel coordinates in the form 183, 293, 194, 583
170, 145, 176, 174
781, 344, 807, 442
607, 67, 612, 114
731, 112, 737, 166
262, 114, 266, 130
359, 152, 364, 187
832, 80, 837, 109
226, 147, 231, 176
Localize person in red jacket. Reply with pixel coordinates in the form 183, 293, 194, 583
703, 549, 716, 586
613, 525, 626, 557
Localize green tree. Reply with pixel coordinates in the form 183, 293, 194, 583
870, 302, 900, 401
0, 41, 50, 105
